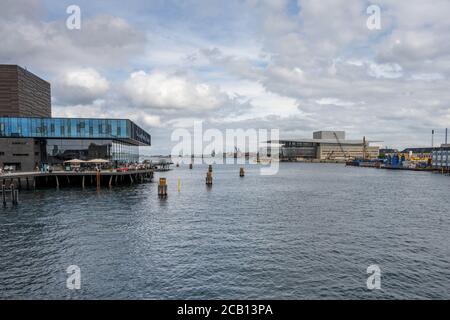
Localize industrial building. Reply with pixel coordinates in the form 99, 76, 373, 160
432, 145, 450, 169
0, 65, 151, 171
268, 131, 379, 161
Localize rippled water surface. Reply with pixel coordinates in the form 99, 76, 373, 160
0, 163, 449, 299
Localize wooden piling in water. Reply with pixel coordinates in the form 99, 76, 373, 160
206, 171, 213, 185
96, 171, 101, 189
240, 167, 245, 177
158, 178, 167, 197
2, 185, 6, 206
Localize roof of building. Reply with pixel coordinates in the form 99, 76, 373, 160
0, 116, 151, 146
401, 147, 434, 153
267, 138, 381, 145
379, 148, 399, 153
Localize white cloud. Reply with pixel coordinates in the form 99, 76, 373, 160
63, 69, 109, 93
410, 73, 445, 82
54, 68, 110, 105
124, 70, 228, 111
315, 98, 357, 107
368, 63, 403, 79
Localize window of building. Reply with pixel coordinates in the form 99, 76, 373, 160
13, 154, 29, 157
0, 152, 4, 156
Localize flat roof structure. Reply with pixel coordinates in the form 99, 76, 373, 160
0, 116, 151, 146
268, 138, 381, 145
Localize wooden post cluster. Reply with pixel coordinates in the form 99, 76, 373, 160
2, 184, 19, 206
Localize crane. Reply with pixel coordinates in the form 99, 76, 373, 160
333, 131, 349, 160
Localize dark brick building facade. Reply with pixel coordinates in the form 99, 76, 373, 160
0, 65, 51, 117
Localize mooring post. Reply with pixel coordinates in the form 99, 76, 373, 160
130, 174, 133, 185
206, 171, 213, 185
55, 176, 59, 189
240, 167, 245, 177
33, 177, 36, 190
26, 177, 29, 190
82, 175, 85, 189
158, 177, 167, 197
109, 175, 113, 189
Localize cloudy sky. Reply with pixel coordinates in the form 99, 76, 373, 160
1, 0, 450, 153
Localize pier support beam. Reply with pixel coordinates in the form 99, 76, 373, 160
2, 185, 6, 206
96, 172, 101, 189
56, 176, 59, 189
82, 176, 85, 189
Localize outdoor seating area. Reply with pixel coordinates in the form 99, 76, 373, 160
61, 159, 152, 173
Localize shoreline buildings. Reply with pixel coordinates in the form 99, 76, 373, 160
268, 131, 380, 161
0, 65, 151, 171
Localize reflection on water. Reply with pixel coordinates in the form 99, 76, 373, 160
0, 163, 449, 299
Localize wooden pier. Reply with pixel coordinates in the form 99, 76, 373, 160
0, 169, 154, 190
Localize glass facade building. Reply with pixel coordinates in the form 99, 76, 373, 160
0, 117, 150, 168
0, 117, 150, 145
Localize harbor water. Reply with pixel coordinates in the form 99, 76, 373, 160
0, 163, 449, 299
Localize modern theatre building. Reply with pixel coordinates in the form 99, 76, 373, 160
0, 65, 151, 171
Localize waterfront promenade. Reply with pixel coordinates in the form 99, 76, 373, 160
0, 169, 154, 189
